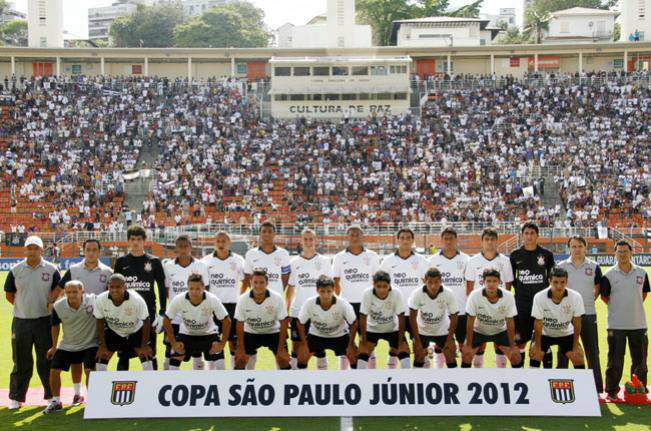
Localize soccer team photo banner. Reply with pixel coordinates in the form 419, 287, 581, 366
85, 369, 600, 418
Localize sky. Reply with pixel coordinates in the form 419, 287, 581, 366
11, 0, 525, 39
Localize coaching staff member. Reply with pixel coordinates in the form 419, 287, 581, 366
4, 236, 61, 409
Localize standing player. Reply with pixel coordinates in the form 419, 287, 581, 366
202, 231, 245, 369
162, 235, 210, 370
379, 228, 428, 368
462, 268, 522, 368
557, 236, 604, 392
357, 271, 409, 369
509, 221, 555, 368
429, 227, 469, 368
464, 228, 514, 368
94, 274, 154, 370
55, 238, 112, 402
409, 268, 459, 368
243, 221, 291, 296
296, 275, 358, 370
4, 236, 61, 410
113, 225, 166, 370
44, 281, 98, 413
234, 269, 291, 370
333, 226, 380, 368
286, 229, 333, 369
163, 274, 231, 370
530, 267, 586, 369
600, 240, 649, 401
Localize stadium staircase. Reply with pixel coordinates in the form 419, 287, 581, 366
122, 139, 159, 218
541, 175, 563, 212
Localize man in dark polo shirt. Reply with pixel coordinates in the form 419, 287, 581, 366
4, 236, 61, 410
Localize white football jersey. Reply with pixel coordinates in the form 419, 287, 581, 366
465, 253, 514, 290
532, 288, 585, 337
298, 295, 357, 338
360, 287, 405, 334
243, 247, 291, 295
380, 251, 429, 313
94, 290, 149, 338
332, 248, 380, 304
202, 252, 245, 304
288, 254, 333, 317
429, 251, 470, 315
408, 286, 459, 337
166, 291, 229, 336
466, 288, 517, 336
163, 258, 211, 325
234, 289, 288, 334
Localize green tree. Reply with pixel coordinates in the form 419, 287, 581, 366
109, 1, 186, 47
496, 26, 527, 44
613, 22, 620, 42
446, 0, 483, 18
523, 2, 551, 44
173, 1, 269, 47
530, 0, 617, 12
0, 20, 27, 46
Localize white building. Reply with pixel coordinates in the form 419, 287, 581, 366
544, 7, 618, 44
88, 1, 142, 45
183, 0, 227, 17
621, 0, 650, 42
1, 2, 27, 25
482, 8, 517, 28
276, 0, 372, 49
27, 0, 63, 48
390, 17, 501, 47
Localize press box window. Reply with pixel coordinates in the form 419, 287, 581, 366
313, 67, 330, 76
290, 94, 305, 101
342, 94, 357, 100
325, 94, 340, 101
274, 67, 291, 76
293, 67, 310, 76
371, 66, 388, 76
351, 66, 368, 76
332, 67, 349, 76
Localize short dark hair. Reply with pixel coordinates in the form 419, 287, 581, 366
567, 235, 587, 247
175, 234, 192, 245
425, 268, 442, 279
251, 268, 269, 281
316, 275, 335, 289
521, 221, 539, 235
127, 225, 147, 240
482, 267, 501, 280
550, 267, 568, 280
83, 239, 101, 250
187, 273, 204, 285
108, 273, 126, 285
615, 240, 633, 252
396, 228, 414, 239
373, 270, 391, 285
260, 221, 276, 232
441, 227, 457, 238
481, 227, 498, 240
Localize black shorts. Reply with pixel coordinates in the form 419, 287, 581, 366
217, 303, 237, 343
419, 334, 449, 349
243, 332, 286, 356
540, 334, 574, 356
365, 331, 400, 349
471, 331, 510, 349
514, 301, 534, 343
51, 347, 98, 371
307, 334, 350, 356
290, 317, 311, 342
105, 327, 148, 354
174, 333, 221, 361
455, 315, 467, 344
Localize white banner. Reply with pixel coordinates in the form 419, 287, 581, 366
85, 369, 600, 418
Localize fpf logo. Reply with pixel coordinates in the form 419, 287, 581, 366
548, 379, 575, 404
111, 381, 137, 406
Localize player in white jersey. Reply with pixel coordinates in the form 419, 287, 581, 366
358, 271, 409, 369
202, 231, 245, 369
163, 274, 231, 370
409, 268, 459, 368
162, 235, 210, 370
332, 226, 380, 368
464, 228, 514, 368
297, 275, 358, 370
94, 274, 154, 371
429, 227, 469, 367
243, 221, 291, 296
462, 268, 522, 368
286, 229, 333, 369
380, 228, 428, 368
234, 269, 291, 370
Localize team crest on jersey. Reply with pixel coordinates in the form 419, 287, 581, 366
331, 311, 341, 321
144, 262, 152, 272
111, 381, 137, 406
456, 261, 465, 270
274, 257, 282, 266
537, 256, 546, 266
201, 307, 212, 317
411, 261, 420, 271
85, 304, 94, 314
315, 261, 322, 271
363, 257, 370, 266
561, 304, 572, 315
124, 306, 133, 317
42, 273, 50, 282
636, 276, 644, 285
229, 261, 237, 272
549, 379, 575, 404
584, 267, 593, 277
437, 299, 446, 309
498, 305, 507, 314
100, 274, 108, 283
265, 305, 275, 314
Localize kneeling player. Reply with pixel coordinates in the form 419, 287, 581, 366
44, 281, 98, 413
94, 274, 154, 370
409, 268, 459, 368
234, 269, 291, 370
358, 271, 409, 369
462, 268, 522, 368
296, 275, 357, 370
164, 274, 231, 370
530, 267, 586, 369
